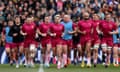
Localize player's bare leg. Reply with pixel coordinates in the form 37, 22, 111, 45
29, 44, 36, 67
56, 44, 62, 69
93, 44, 99, 67
41, 47, 45, 66
73, 48, 77, 65
106, 47, 112, 67
81, 46, 85, 68
67, 46, 71, 65
77, 44, 83, 66
86, 41, 92, 68
14, 47, 19, 68
62, 45, 68, 68
101, 44, 107, 66
113, 45, 119, 67
6, 48, 13, 66
44, 44, 51, 67
52, 47, 57, 64
24, 48, 29, 67
19, 45, 24, 65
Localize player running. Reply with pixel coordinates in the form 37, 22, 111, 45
113, 27, 119, 67
61, 14, 74, 67
99, 13, 117, 68
78, 12, 93, 68
2, 19, 14, 66
92, 13, 101, 67
21, 16, 37, 68
72, 20, 80, 65
50, 15, 64, 69
37, 15, 52, 67
9, 16, 24, 68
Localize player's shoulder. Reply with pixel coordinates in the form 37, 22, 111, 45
39, 22, 44, 26
99, 20, 105, 23
110, 21, 115, 24
49, 22, 54, 26
22, 23, 27, 26
78, 20, 83, 24
60, 21, 64, 25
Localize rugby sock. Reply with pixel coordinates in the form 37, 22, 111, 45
79, 56, 82, 62
116, 58, 119, 64
115, 57, 119, 64
47, 53, 50, 64
63, 54, 67, 65
45, 54, 47, 65
45, 53, 50, 65
113, 58, 115, 64
102, 53, 107, 63
94, 59, 97, 64
87, 57, 91, 65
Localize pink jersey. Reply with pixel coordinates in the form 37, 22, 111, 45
50, 23, 64, 39
22, 22, 36, 41
92, 20, 101, 39
99, 20, 117, 38
78, 20, 93, 38
38, 22, 51, 40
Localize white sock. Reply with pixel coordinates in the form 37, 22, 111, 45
116, 58, 119, 64
94, 59, 97, 64
79, 56, 82, 61
113, 58, 115, 64
87, 58, 91, 65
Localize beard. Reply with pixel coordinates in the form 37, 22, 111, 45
84, 17, 89, 20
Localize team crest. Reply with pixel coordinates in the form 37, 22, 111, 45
109, 24, 112, 28
31, 25, 34, 29
97, 22, 99, 25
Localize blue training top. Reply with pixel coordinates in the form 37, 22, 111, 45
61, 21, 73, 40
113, 27, 120, 44
5, 26, 13, 43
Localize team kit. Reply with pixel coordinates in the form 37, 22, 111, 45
2, 12, 120, 69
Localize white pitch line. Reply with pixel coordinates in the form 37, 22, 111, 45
38, 64, 44, 72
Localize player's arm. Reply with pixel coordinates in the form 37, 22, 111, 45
49, 26, 56, 37
37, 26, 47, 37
20, 25, 27, 36
61, 25, 65, 37
77, 22, 86, 34
109, 23, 118, 35
9, 26, 18, 37
67, 25, 75, 34
109, 29, 118, 35
1, 28, 5, 42
98, 21, 103, 35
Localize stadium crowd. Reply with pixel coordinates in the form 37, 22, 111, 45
0, 0, 120, 69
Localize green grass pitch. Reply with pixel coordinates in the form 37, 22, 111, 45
0, 64, 120, 72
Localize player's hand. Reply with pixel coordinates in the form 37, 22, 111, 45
53, 33, 56, 36
50, 33, 56, 37
61, 33, 64, 37
41, 33, 47, 37
23, 33, 27, 36
68, 31, 72, 34
109, 32, 113, 35
82, 31, 86, 35
13, 33, 18, 36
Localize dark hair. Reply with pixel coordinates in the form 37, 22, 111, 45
15, 15, 20, 19
44, 13, 50, 18
7, 19, 14, 23
105, 13, 111, 16
26, 15, 32, 19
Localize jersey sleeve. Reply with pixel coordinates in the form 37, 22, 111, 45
113, 22, 117, 30
62, 24, 65, 32
21, 24, 25, 33
78, 21, 81, 30
8, 26, 14, 36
